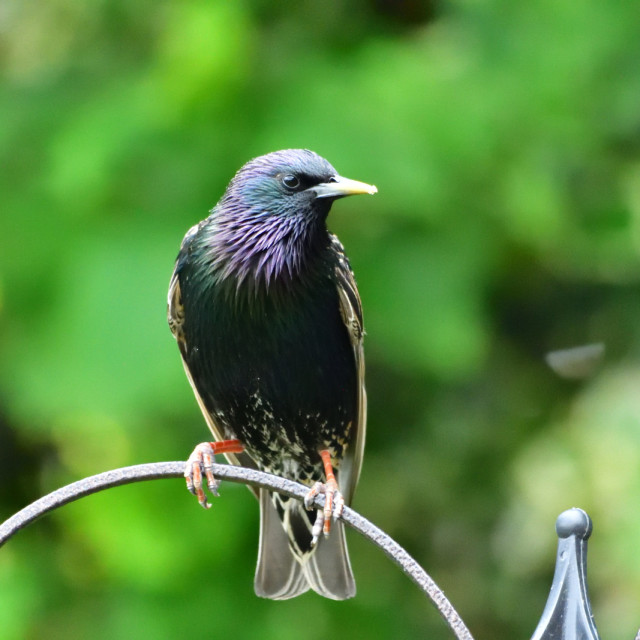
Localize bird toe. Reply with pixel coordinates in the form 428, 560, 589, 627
184, 442, 219, 509
304, 478, 344, 541
184, 439, 245, 509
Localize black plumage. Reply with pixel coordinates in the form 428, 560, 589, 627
168, 149, 375, 599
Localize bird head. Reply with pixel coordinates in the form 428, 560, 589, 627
206, 149, 377, 292
221, 149, 377, 223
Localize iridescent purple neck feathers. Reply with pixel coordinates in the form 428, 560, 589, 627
203, 205, 328, 292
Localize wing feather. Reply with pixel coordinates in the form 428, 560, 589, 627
329, 234, 366, 506
168, 225, 258, 496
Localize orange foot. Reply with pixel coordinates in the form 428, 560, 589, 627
184, 439, 244, 509
304, 450, 345, 546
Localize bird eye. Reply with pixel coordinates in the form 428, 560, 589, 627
282, 174, 300, 190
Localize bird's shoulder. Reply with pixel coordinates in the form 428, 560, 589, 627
167, 220, 208, 346
328, 233, 363, 346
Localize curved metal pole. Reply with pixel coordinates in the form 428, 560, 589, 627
0, 461, 473, 640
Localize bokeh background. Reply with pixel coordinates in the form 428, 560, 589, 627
2, 1, 640, 638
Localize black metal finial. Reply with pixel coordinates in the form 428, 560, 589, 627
530, 508, 600, 640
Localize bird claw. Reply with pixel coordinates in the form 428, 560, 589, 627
184, 439, 245, 509
184, 442, 221, 509
304, 478, 345, 546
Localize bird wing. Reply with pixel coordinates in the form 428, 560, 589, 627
330, 234, 366, 506
168, 224, 259, 496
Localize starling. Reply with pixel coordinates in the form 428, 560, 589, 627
168, 149, 376, 600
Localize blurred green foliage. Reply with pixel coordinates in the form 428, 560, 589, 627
2, 0, 640, 638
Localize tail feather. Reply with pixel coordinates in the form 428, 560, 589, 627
254, 489, 355, 600
254, 489, 309, 599
303, 520, 356, 600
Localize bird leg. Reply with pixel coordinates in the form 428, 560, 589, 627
304, 450, 345, 545
184, 439, 244, 509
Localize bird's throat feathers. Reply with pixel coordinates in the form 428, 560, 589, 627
195, 205, 329, 301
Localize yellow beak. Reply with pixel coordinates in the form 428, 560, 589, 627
311, 175, 378, 199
